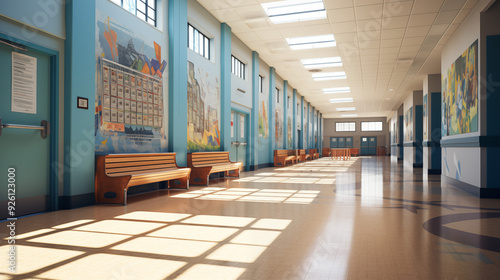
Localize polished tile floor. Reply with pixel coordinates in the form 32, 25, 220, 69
2, 156, 500, 279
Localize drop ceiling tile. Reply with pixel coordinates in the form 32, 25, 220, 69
462, 0, 479, 10
408, 13, 437, 26
303, 24, 334, 36
235, 31, 261, 42
412, 0, 445, 14
381, 28, 405, 39
384, 1, 414, 17
405, 25, 431, 37
441, 0, 467, 11
327, 8, 356, 23
453, 9, 472, 23
400, 45, 420, 53
228, 21, 253, 33
398, 52, 417, 59
257, 30, 284, 41
212, 8, 241, 22
380, 38, 403, 48
402, 36, 425, 46
324, 0, 354, 9
331, 21, 357, 33
382, 16, 409, 29
234, 5, 268, 20
359, 48, 379, 55
355, 4, 384, 20
434, 10, 459, 25
334, 33, 358, 43
379, 47, 400, 54
278, 27, 305, 38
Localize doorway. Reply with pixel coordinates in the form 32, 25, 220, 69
0, 39, 58, 219
361, 136, 377, 155
230, 111, 248, 170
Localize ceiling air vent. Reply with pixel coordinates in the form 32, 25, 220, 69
309, 69, 322, 73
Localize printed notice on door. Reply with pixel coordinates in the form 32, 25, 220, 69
11, 52, 37, 114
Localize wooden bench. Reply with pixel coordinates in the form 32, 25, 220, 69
274, 149, 297, 167
309, 149, 320, 159
95, 153, 190, 205
322, 148, 331, 157
350, 148, 360, 157
188, 152, 242, 185
331, 148, 351, 161
298, 149, 311, 162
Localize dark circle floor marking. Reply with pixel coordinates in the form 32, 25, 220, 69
423, 212, 500, 253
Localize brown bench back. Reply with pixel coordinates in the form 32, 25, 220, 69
274, 150, 292, 157
189, 152, 230, 166
103, 153, 178, 177
309, 149, 317, 154
299, 149, 306, 155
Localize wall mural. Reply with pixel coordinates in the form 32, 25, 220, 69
258, 91, 268, 139
442, 40, 478, 137
404, 107, 413, 142
275, 108, 283, 148
303, 104, 307, 147
423, 93, 428, 140
391, 120, 397, 144
95, 15, 167, 154
187, 61, 221, 152
287, 93, 293, 147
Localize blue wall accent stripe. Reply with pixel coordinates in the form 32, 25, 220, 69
441, 136, 500, 147
283, 80, 288, 149
292, 89, 297, 149
220, 23, 232, 152
251, 51, 259, 168
168, 0, 188, 166
269, 67, 276, 162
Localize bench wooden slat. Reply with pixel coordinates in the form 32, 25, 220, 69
95, 153, 190, 205
188, 152, 241, 185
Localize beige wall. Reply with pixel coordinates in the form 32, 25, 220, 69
323, 117, 388, 152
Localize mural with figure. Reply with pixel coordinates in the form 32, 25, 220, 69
187, 61, 221, 151
405, 107, 413, 142
95, 13, 167, 154
258, 89, 268, 139
275, 108, 283, 148
442, 40, 478, 136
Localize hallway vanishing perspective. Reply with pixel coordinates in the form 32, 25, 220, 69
2, 157, 500, 280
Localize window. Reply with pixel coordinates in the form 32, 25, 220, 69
276, 88, 280, 103
258, 75, 263, 93
287, 96, 290, 109
336, 122, 355, 132
361, 121, 383, 131
231, 55, 245, 79
188, 24, 210, 60
111, 0, 157, 27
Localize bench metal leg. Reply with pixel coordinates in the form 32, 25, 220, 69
123, 189, 127, 206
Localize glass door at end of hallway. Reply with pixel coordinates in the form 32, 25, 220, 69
330, 137, 353, 148
230, 111, 248, 170
360, 136, 377, 155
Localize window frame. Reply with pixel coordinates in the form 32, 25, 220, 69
188, 23, 211, 60
360, 121, 383, 132
111, 0, 157, 27
231, 55, 246, 79
276, 88, 280, 104
335, 122, 356, 132
258, 75, 263, 93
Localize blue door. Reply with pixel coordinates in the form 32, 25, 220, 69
360, 137, 369, 155
230, 111, 248, 170
368, 137, 377, 155
345, 137, 353, 148
330, 137, 338, 148
337, 137, 346, 148
0, 42, 54, 219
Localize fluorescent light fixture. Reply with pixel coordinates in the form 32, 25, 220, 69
301, 57, 342, 69
312, 71, 346, 81
262, 0, 327, 24
341, 114, 358, 117
323, 87, 350, 94
336, 107, 356, 111
286, 34, 335, 50
329, 98, 353, 103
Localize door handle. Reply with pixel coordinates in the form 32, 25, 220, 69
0, 117, 49, 139
239, 142, 247, 146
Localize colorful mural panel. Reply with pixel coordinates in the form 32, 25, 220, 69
405, 107, 413, 142
187, 61, 221, 151
95, 15, 167, 154
442, 40, 478, 137
287, 116, 292, 147
275, 108, 283, 147
258, 92, 268, 138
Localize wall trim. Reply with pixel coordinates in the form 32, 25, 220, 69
423, 141, 441, 147
443, 176, 500, 198
59, 193, 95, 209
257, 163, 273, 169
403, 142, 422, 147
441, 136, 500, 147
427, 169, 442, 175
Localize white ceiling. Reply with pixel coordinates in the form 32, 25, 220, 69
196, 0, 479, 118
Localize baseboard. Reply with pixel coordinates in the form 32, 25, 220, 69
427, 169, 442, 175
413, 163, 423, 168
257, 163, 273, 169
442, 176, 500, 198
59, 193, 95, 209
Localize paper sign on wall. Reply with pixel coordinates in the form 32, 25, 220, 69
11, 52, 37, 114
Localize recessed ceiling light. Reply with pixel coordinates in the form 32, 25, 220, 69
262, 0, 327, 24
301, 57, 342, 69
389, 89, 394, 92
330, 98, 353, 103
336, 107, 356, 112
323, 87, 350, 94
385, 97, 391, 100
341, 114, 358, 117
286, 34, 335, 50
312, 71, 346, 81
